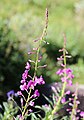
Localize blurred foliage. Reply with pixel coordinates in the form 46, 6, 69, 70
0, 20, 27, 97
0, 0, 84, 99
0, 100, 18, 120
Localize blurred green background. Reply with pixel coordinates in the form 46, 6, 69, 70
0, 0, 84, 99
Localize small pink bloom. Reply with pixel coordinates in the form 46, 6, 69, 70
43, 104, 50, 110
76, 100, 80, 105
80, 111, 84, 117
72, 93, 75, 97
27, 80, 34, 90
66, 108, 71, 111
61, 97, 66, 104
65, 90, 70, 95
17, 114, 22, 119
33, 89, 40, 98
17, 91, 22, 96
77, 109, 80, 113
21, 79, 25, 84
69, 102, 73, 106
29, 101, 34, 106
56, 69, 63, 76
20, 83, 27, 91
22, 70, 28, 80
25, 62, 30, 69
76, 117, 79, 120
20, 98, 23, 107
67, 73, 74, 79
61, 63, 65, 67
68, 80, 72, 86
28, 51, 35, 55
57, 57, 63, 61
61, 77, 67, 82
34, 76, 45, 86
59, 48, 64, 52
29, 109, 33, 113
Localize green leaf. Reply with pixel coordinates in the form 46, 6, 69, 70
42, 94, 53, 107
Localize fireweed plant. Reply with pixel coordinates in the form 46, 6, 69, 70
47, 34, 84, 120
15, 8, 48, 120
52, 34, 74, 115
36, 33, 84, 120
2, 9, 84, 120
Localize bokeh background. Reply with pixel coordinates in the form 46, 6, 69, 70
0, 0, 84, 100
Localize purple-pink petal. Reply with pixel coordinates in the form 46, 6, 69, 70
17, 91, 22, 96
21, 79, 26, 84
80, 111, 84, 117
33, 89, 40, 98
25, 62, 30, 70
22, 70, 28, 80
34, 76, 45, 85
65, 90, 70, 95
20, 83, 27, 91
61, 77, 67, 82
27, 80, 34, 90
66, 68, 73, 73
61, 97, 66, 104
29, 101, 34, 106
56, 69, 63, 76
68, 80, 72, 86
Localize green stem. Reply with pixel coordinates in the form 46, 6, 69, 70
33, 39, 42, 80
70, 85, 78, 120
52, 45, 67, 115
33, 18, 48, 80
22, 89, 31, 119
21, 9, 48, 119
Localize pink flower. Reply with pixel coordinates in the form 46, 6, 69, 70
33, 89, 40, 98
61, 63, 65, 67
29, 109, 33, 113
65, 90, 70, 95
29, 101, 34, 106
66, 68, 73, 73
76, 100, 80, 105
27, 80, 34, 90
80, 111, 84, 117
67, 80, 72, 86
17, 114, 22, 119
43, 104, 50, 110
69, 102, 73, 106
57, 57, 63, 61
21, 79, 25, 84
61, 77, 67, 82
20, 83, 27, 91
34, 76, 45, 86
20, 98, 23, 106
56, 69, 63, 76
22, 70, 28, 80
25, 62, 30, 70
67, 73, 74, 79
66, 108, 71, 111
17, 91, 22, 96
61, 97, 66, 104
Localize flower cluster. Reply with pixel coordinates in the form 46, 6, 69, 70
54, 34, 84, 120
66, 92, 83, 120
15, 61, 45, 119
56, 68, 74, 86
18, 62, 45, 92
17, 62, 45, 107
